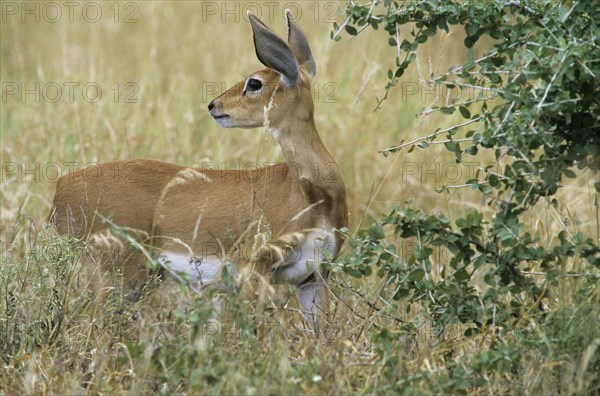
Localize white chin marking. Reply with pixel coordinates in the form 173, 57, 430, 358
213, 117, 233, 128
158, 253, 223, 286
274, 229, 336, 285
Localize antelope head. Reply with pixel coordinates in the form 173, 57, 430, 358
207, 10, 317, 131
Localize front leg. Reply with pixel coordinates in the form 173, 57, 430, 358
296, 270, 329, 330
256, 228, 336, 327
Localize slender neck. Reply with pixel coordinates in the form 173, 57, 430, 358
272, 116, 340, 188
272, 113, 348, 234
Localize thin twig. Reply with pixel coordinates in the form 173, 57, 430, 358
379, 117, 483, 154
332, 16, 352, 40
504, 1, 536, 15
536, 52, 568, 112
425, 137, 473, 145
522, 271, 600, 279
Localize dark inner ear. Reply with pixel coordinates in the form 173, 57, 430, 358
286, 10, 317, 77
249, 13, 300, 87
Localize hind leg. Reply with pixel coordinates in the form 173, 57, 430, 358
85, 231, 155, 304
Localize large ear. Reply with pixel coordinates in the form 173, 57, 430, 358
248, 12, 300, 87
285, 10, 317, 77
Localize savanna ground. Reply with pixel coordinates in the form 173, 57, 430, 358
1, 1, 598, 394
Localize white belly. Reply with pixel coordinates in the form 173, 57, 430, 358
158, 227, 336, 287
158, 253, 223, 286
273, 228, 336, 285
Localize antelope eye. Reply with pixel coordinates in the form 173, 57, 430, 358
246, 78, 263, 92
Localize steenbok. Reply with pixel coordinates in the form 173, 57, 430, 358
49, 11, 347, 328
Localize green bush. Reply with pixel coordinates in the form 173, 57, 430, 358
334, 0, 600, 393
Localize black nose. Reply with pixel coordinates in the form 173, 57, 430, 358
208, 101, 214, 111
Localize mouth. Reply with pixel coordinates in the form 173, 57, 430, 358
210, 112, 234, 128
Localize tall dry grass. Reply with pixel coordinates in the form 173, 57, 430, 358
1, 1, 598, 394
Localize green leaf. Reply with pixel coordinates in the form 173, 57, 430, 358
473, 255, 486, 269
466, 179, 479, 189
479, 183, 493, 194
400, 39, 411, 51
408, 268, 425, 281
416, 34, 428, 43
459, 106, 471, 118
465, 23, 477, 37
345, 268, 363, 278
345, 25, 358, 36
488, 72, 502, 84
484, 272, 496, 287
454, 267, 470, 281
444, 141, 457, 152
563, 168, 576, 178
394, 288, 410, 299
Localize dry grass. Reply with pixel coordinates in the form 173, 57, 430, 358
1, 1, 599, 394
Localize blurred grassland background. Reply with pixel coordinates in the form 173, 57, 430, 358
2, 1, 596, 237
1, 1, 598, 394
